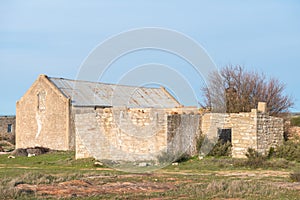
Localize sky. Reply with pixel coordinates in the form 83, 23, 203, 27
0, 0, 300, 115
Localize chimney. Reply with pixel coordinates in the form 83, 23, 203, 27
257, 102, 267, 113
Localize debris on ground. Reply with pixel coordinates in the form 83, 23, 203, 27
12, 147, 51, 157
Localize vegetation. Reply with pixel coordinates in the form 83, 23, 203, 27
244, 148, 268, 168
291, 116, 300, 127
197, 135, 232, 157
273, 140, 300, 162
0, 140, 15, 152
0, 151, 299, 199
201, 65, 293, 115
290, 171, 300, 182
207, 140, 232, 157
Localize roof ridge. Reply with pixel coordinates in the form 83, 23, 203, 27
48, 76, 161, 89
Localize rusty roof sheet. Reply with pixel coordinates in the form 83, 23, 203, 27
49, 77, 180, 108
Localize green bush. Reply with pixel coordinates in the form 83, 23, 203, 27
239, 146, 299, 169
291, 116, 300, 127
157, 151, 190, 164
273, 141, 300, 162
208, 141, 232, 157
196, 135, 205, 153
197, 135, 232, 157
244, 148, 268, 168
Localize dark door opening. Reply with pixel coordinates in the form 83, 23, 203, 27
218, 128, 232, 144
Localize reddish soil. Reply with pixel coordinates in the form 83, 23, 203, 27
15, 179, 176, 198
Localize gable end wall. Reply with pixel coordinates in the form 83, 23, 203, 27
16, 75, 72, 150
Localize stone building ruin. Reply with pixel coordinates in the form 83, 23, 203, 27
16, 75, 284, 161
201, 103, 284, 158
0, 115, 16, 144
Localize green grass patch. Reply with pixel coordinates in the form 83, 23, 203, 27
0, 151, 100, 170
291, 116, 300, 127
0, 151, 299, 199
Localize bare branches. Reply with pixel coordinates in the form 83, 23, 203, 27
201, 65, 294, 115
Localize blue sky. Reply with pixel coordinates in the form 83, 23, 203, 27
1, 1, 300, 114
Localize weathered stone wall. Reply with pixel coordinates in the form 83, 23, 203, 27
75, 107, 169, 161
167, 114, 200, 157
288, 126, 300, 140
257, 113, 284, 154
201, 109, 283, 158
201, 112, 256, 158
74, 107, 200, 161
0, 116, 16, 143
201, 113, 230, 139
229, 110, 257, 158
16, 75, 73, 150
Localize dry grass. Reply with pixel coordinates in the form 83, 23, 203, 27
0, 152, 299, 199
0, 140, 15, 152
290, 171, 300, 182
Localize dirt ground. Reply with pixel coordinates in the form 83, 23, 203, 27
15, 171, 300, 199
16, 178, 175, 198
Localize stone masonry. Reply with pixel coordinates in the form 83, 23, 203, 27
74, 107, 200, 161
16, 75, 74, 150
201, 108, 283, 158
0, 116, 16, 143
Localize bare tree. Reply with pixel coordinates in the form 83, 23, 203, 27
201, 65, 293, 115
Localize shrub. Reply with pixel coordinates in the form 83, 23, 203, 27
291, 116, 300, 127
267, 147, 275, 159
197, 135, 232, 157
157, 151, 190, 164
196, 135, 205, 153
273, 141, 300, 162
0, 140, 15, 152
244, 148, 268, 168
290, 171, 300, 182
208, 140, 232, 157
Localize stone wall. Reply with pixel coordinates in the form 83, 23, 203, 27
16, 75, 73, 150
0, 116, 16, 144
201, 109, 283, 158
229, 110, 257, 158
74, 107, 200, 161
167, 114, 200, 157
288, 126, 300, 140
74, 107, 168, 161
257, 113, 284, 154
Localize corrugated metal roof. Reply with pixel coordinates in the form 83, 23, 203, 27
49, 77, 180, 108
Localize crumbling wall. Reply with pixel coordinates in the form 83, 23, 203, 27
0, 116, 16, 144
256, 113, 284, 154
229, 110, 257, 158
201, 112, 257, 158
74, 107, 200, 161
201, 109, 284, 158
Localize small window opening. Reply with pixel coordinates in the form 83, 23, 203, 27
218, 128, 232, 143
7, 124, 12, 133
37, 91, 46, 112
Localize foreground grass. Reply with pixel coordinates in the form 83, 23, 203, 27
0, 152, 299, 199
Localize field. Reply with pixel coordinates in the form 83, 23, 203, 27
0, 151, 299, 199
